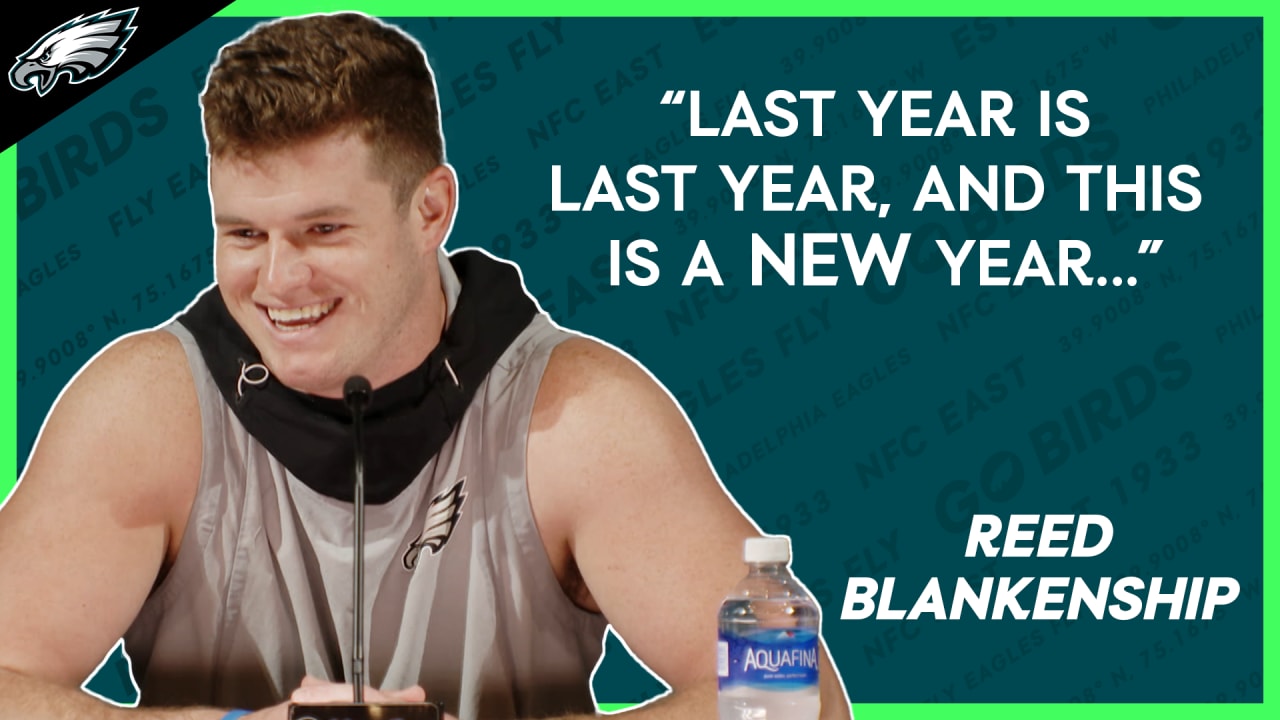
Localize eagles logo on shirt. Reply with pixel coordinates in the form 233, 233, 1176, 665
403, 478, 467, 570
9, 8, 138, 96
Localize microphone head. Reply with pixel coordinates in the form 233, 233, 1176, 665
343, 375, 372, 411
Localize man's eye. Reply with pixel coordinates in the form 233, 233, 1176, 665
230, 229, 263, 240
312, 224, 340, 234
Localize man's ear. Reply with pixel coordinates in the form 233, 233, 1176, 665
410, 164, 457, 251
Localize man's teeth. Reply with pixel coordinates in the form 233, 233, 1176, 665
267, 301, 336, 329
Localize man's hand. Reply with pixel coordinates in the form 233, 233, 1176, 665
242, 676, 457, 720
291, 675, 428, 704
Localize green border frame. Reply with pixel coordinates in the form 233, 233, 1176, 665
3, 2, 1271, 716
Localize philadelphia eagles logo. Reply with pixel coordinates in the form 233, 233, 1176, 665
403, 478, 467, 570
9, 8, 139, 96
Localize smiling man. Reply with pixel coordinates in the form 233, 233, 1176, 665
0, 13, 850, 720
209, 129, 449, 398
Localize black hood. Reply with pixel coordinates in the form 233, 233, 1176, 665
179, 249, 537, 504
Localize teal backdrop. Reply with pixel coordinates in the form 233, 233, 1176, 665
15, 16, 1263, 705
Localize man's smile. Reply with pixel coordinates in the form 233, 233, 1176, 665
262, 299, 340, 332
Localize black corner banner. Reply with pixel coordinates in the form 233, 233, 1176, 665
3, 2, 235, 150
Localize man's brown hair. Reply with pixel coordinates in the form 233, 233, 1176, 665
201, 13, 444, 206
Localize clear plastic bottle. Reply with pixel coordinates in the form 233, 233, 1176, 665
718, 536, 821, 720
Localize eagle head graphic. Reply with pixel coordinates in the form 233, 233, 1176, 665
10, 8, 138, 96
403, 479, 468, 571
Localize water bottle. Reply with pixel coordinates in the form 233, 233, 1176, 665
718, 536, 821, 720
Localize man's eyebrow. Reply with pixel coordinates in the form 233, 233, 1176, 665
214, 206, 355, 226
294, 205, 355, 221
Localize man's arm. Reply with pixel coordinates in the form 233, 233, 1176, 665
0, 667, 224, 720
0, 332, 205, 717
527, 338, 852, 719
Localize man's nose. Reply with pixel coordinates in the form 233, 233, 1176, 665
261, 236, 311, 293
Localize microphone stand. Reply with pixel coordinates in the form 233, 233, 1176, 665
350, 375, 369, 702
289, 376, 443, 720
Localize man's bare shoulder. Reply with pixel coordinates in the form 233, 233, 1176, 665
530, 335, 685, 441
0, 330, 202, 684
75, 328, 194, 394
35, 329, 199, 454
14, 329, 202, 556
528, 332, 737, 506
528, 335, 707, 501
525, 337, 644, 588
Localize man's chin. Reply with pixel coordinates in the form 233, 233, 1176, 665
264, 362, 345, 399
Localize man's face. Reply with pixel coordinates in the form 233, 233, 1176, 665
210, 130, 451, 398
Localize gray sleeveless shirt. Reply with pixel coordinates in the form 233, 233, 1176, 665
123, 261, 608, 718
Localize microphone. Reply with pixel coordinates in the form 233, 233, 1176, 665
288, 375, 442, 720
344, 375, 372, 412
